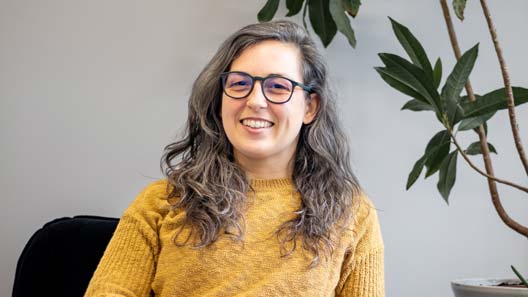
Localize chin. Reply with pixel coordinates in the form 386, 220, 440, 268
240, 150, 272, 159
235, 146, 275, 160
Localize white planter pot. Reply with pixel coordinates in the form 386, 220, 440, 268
452, 278, 528, 297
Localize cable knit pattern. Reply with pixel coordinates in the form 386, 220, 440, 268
85, 179, 384, 297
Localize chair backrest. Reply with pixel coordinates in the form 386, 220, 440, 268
12, 216, 119, 297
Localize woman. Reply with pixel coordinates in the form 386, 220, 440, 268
86, 20, 384, 297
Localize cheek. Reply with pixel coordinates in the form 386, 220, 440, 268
273, 104, 305, 137
284, 99, 307, 125
221, 96, 243, 129
220, 96, 228, 117
221, 97, 234, 121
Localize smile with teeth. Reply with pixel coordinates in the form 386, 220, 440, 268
241, 119, 274, 128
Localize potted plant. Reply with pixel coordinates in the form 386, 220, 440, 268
374, 2, 528, 296
256, 0, 528, 295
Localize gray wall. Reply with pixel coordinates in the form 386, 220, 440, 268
1, 1, 527, 296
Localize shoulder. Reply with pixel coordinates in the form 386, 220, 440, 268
352, 193, 379, 227
124, 179, 174, 218
349, 192, 383, 254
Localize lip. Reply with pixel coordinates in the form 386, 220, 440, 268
239, 117, 274, 133
239, 117, 274, 124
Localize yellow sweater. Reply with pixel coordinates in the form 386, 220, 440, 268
85, 179, 384, 297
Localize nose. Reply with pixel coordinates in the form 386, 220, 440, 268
246, 81, 268, 110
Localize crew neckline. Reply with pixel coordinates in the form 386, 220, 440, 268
249, 178, 294, 191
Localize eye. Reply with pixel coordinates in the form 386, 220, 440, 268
229, 80, 249, 87
270, 82, 288, 90
264, 77, 292, 93
225, 73, 252, 90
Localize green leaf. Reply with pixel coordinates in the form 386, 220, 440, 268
309, 0, 337, 47
462, 87, 528, 118
286, 0, 305, 16
442, 95, 465, 126
343, 0, 361, 17
511, 265, 528, 288
433, 58, 442, 88
378, 53, 441, 111
329, 0, 356, 48
466, 142, 497, 155
376, 67, 428, 102
406, 155, 427, 190
460, 94, 482, 105
458, 111, 495, 131
441, 44, 478, 103
437, 151, 458, 203
258, 0, 280, 22
453, 0, 467, 21
401, 99, 434, 111
441, 44, 479, 125
389, 18, 434, 79
425, 130, 451, 177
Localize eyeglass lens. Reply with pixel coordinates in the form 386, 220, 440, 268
223, 72, 293, 103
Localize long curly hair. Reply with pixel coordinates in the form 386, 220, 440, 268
161, 20, 361, 267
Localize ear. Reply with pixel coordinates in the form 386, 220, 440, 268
303, 93, 320, 124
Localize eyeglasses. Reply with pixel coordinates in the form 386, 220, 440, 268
220, 71, 313, 104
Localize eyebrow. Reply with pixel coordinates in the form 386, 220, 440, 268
228, 69, 292, 77
268, 72, 291, 78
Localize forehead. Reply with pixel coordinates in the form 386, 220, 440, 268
229, 40, 303, 80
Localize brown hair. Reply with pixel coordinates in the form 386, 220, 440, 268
161, 20, 361, 267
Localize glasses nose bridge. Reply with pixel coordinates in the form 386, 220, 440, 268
247, 75, 268, 103
252, 75, 267, 94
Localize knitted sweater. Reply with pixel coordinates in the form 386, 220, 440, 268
85, 179, 384, 297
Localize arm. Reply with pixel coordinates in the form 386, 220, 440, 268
336, 195, 385, 297
85, 181, 169, 297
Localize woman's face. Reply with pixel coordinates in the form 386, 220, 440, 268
221, 40, 319, 176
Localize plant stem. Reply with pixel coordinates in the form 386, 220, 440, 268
448, 129, 528, 236
511, 265, 528, 288
302, 0, 308, 30
479, 0, 528, 176
448, 129, 528, 194
439, 0, 476, 101
439, 0, 492, 182
440, 0, 528, 238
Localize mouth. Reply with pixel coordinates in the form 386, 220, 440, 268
240, 118, 274, 129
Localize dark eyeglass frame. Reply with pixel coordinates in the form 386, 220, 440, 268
220, 71, 314, 104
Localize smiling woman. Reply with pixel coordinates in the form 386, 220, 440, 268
85, 20, 384, 297
221, 40, 319, 179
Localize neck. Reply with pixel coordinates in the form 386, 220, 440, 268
234, 154, 294, 180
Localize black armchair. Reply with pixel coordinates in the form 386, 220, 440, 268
12, 216, 119, 297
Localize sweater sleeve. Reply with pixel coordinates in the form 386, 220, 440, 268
336, 195, 385, 297
85, 181, 170, 297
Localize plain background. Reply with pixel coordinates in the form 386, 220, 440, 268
1, 0, 527, 296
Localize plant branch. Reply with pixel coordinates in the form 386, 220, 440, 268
448, 129, 528, 194
480, 0, 528, 176
448, 128, 528, 237
439, 0, 476, 100
440, 0, 528, 238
